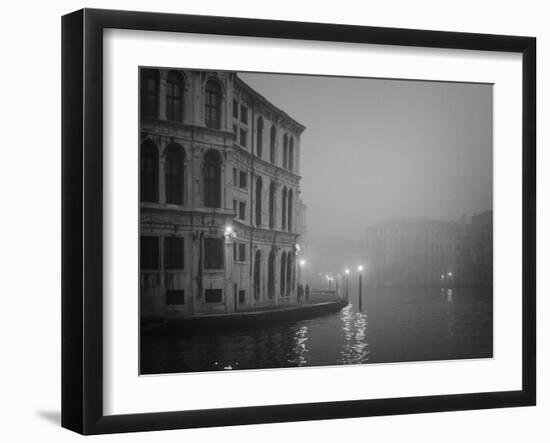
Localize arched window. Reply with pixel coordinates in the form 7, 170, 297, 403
289, 137, 294, 171
283, 134, 289, 169
254, 250, 261, 300
255, 177, 263, 227
281, 187, 288, 231
268, 249, 276, 299
256, 116, 263, 157
140, 69, 159, 118
287, 188, 293, 232
280, 251, 287, 296
140, 141, 158, 202
286, 253, 292, 296
270, 125, 276, 164
166, 71, 184, 122
269, 182, 276, 229
164, 144, 185, 204
205, 79, 222, 129
203, 150, 221, 208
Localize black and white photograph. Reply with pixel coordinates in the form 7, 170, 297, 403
139, 68, 493, 375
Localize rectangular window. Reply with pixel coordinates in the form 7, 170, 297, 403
140, 70, 158, 118
204, 237, 224, 270
233, 242, 247, 262
238, 290, 246, 304
166, 79, 182, 122
239, 171, 247, 189
233, 199, 238, 214
205, 289, 223, 303
164, 237, 184, 270
233, 167, 238, 186
140, 236, 159, 270
166, 290, 185, 305
240, 104, 248, 124
240, 128, 247, 147
233, 99, 239, 119
239, 202, 246, 220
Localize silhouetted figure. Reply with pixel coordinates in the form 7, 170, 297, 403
305, 284, 310, 302
297, 284, 304, 302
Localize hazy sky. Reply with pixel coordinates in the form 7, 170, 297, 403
240, 72, 493, 240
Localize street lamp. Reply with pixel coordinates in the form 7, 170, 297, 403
358, 265, 364, 311
224, 225, 237, 311
344, 269, 350, 302
326, 274, 333, 291
298, 259, 306, 302
224, 225, 236, 242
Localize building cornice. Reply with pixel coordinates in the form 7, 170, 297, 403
234, 75, 306, 135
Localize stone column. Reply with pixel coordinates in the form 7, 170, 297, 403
183, 156, 191, 207
184, 75, 192, 125
220, 159, 227, 211
158, 156, 166, 205
193, 73, 202, 126
159, 234, 166, 314
192, 146, 203, 207
158, 71, 167, 120
296, 135, 301, 175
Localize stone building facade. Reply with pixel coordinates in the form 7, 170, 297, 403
139, 69, 306, 318
365, 212, 493, 287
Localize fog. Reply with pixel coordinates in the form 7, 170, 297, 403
239, 72, 492, 277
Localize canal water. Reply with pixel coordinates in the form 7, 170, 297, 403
140, 286, 493, 374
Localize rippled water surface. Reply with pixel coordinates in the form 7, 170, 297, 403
141, 286, 492, 374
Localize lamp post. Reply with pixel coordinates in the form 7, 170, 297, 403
298, 259, 306, 302
326, 275, 333, 291
224, 225, 237, 311
358, 265, 364, 311
344, 269, 349, 302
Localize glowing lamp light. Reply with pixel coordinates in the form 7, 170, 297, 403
358, 265, 364, 272
224, 225, 236, 241
299, 259, 306, 267
448, 272, 453, 277
345, 269, 350, 275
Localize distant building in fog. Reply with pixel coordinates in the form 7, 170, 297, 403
365, 211, 492, 287
139, 69, 306, 318
456, 211, 493, 286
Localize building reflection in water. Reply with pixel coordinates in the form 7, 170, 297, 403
339, 304, 370, 365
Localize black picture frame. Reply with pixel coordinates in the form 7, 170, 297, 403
62, 8, 536, 435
